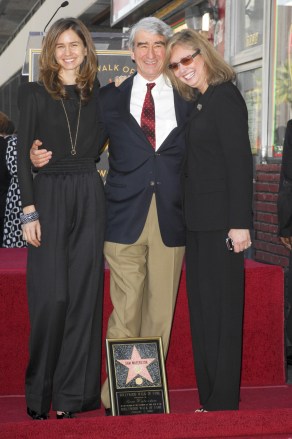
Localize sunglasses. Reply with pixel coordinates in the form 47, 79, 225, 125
168, 49, 201, 71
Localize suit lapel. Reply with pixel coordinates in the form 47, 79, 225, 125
116, 76, 193, 151
118, 75, 135, 114
117, 75, 134, 119
117, 74, 151, 144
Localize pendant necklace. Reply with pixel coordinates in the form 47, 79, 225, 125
60, 97, 81, 156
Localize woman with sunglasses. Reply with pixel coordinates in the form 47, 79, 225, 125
165, 29, 253, 412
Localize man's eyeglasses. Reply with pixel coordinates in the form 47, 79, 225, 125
168, 49, 201, 71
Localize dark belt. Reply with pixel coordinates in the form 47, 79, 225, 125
37, 157, 97, 174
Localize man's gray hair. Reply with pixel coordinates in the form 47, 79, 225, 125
128, 17, 173, 50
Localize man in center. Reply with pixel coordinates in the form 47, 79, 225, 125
99, 17, 191, 410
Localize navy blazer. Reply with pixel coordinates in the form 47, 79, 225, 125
97, 75, 192, 246
183, 82, 253, 231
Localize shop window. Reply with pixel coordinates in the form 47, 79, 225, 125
234, 0, 264, 54
236, 67, 262, 156
230, 0, 265, 160
272, 1, 292, 158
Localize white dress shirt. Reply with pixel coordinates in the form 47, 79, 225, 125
130, 73, 178, 150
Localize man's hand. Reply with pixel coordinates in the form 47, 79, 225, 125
30, 139, 52, 168
280, 236, 292, 251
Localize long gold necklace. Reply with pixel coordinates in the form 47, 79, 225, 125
60, 97, 81, 156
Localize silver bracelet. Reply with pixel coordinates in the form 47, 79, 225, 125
20, 211, 40, 224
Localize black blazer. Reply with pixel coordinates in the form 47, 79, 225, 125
278, 120, 292, 236
97, 75, 192, 246
183, 82, 253, 231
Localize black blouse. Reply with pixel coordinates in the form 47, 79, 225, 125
17, 81, 106, 208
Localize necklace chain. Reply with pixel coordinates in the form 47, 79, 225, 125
60, 97, 81, 156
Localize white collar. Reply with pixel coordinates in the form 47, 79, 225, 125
134, 73, 168, 94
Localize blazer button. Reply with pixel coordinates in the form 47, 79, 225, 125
150, 181, 155, 186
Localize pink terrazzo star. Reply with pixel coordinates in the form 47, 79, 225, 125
117, 345, 156, 384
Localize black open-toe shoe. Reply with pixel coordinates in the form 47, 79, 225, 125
56, 411, 75, 419
27, 406, 48, 420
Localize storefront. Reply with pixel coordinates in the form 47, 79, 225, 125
227, 0, 291, 164
272, 1, 292, 159
115, 0, 289, 166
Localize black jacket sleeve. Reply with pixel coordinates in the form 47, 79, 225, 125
278, 120, 292, 236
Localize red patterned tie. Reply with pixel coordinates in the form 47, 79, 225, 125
141, 82, 156, 148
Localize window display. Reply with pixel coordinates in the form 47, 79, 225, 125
272, 1, 292, 158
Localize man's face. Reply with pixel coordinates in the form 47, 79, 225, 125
130, 30, 166, 81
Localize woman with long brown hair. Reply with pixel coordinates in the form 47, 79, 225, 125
17, 17, 106, 420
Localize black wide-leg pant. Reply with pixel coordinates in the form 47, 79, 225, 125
25, 160, 105, 414
186, 229, 244, 411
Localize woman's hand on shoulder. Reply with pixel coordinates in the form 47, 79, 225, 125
113, 75, 129, 87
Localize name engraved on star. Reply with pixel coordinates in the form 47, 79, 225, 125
117, 345, 156, 384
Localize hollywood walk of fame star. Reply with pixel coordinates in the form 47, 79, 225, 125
117, 345, 156, 384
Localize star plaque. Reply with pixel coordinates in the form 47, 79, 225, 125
105, 337, 169, 416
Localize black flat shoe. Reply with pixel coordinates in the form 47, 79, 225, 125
56, 411, 76, 419
27, 406, 48, 420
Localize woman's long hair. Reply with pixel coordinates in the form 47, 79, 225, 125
164, 29, 235, 101
39, 17, 97, 101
